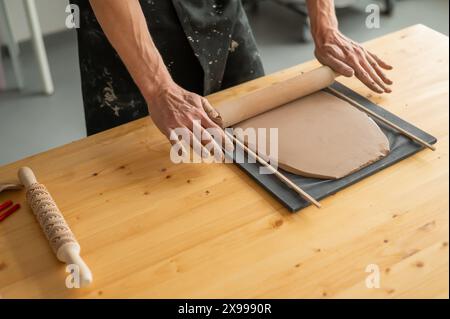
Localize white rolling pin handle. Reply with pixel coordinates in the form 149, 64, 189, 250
57, 243, 93, 288
18, 166, 38, 188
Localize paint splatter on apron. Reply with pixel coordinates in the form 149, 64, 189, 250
72, 0, 264, 135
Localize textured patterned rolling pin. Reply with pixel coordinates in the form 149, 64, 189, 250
18, 167, 93, 287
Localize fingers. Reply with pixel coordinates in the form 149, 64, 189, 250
369, 52, 393, 70
169, 125, 223, 162
200, 127, 225, 161
354, 70, 384, 93
355, 49, 392, 93
336, 51, 392, 93
201, 97, 222, 125
194, 118, 225, 160
319, 53, 354, 77
366, 53, 393, 85
188, 127, 222, 160
358, 56, 391, 93
168, 131, 189, 158
201, 99, 235, 153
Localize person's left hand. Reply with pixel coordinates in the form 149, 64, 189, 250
313, 29, 393, 94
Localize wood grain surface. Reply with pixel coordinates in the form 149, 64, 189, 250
0, 25, 448, 298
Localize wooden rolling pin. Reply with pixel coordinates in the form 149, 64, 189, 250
18, 167, 93, 287
212, 66, 337, 127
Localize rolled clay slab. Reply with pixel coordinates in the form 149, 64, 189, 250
211, 66, 336, 127
234, 91, 391, 179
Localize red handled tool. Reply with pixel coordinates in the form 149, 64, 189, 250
0, 200, 20, 222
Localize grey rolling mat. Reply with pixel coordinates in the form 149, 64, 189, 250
232, 81, 437, 212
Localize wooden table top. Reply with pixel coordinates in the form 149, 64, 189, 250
0, 25, 448, 299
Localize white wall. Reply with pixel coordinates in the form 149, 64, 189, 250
2, 0, 69, 43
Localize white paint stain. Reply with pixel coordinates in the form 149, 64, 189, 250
229, 40, 239, 52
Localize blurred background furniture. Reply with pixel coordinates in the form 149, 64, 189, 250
0, 35, 6, 90
243, 0, 396, 42
0, 0, 54, 94
0, 0, 24, 90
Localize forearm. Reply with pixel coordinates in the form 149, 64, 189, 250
86, 1, 233, 154
89, 0, 172, 103
306, 0, 338, 41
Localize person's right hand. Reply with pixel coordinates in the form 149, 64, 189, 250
146, 80, 234, 160
313, 28, 393, 94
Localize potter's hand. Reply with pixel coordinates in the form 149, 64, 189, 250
147, 81, 234, 158
313, 29, 393, 94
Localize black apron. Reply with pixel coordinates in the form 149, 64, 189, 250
72, 0, 264, 135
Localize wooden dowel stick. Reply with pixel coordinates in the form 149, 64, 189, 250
224, 131, 321, 208
327, 87, 436, 151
